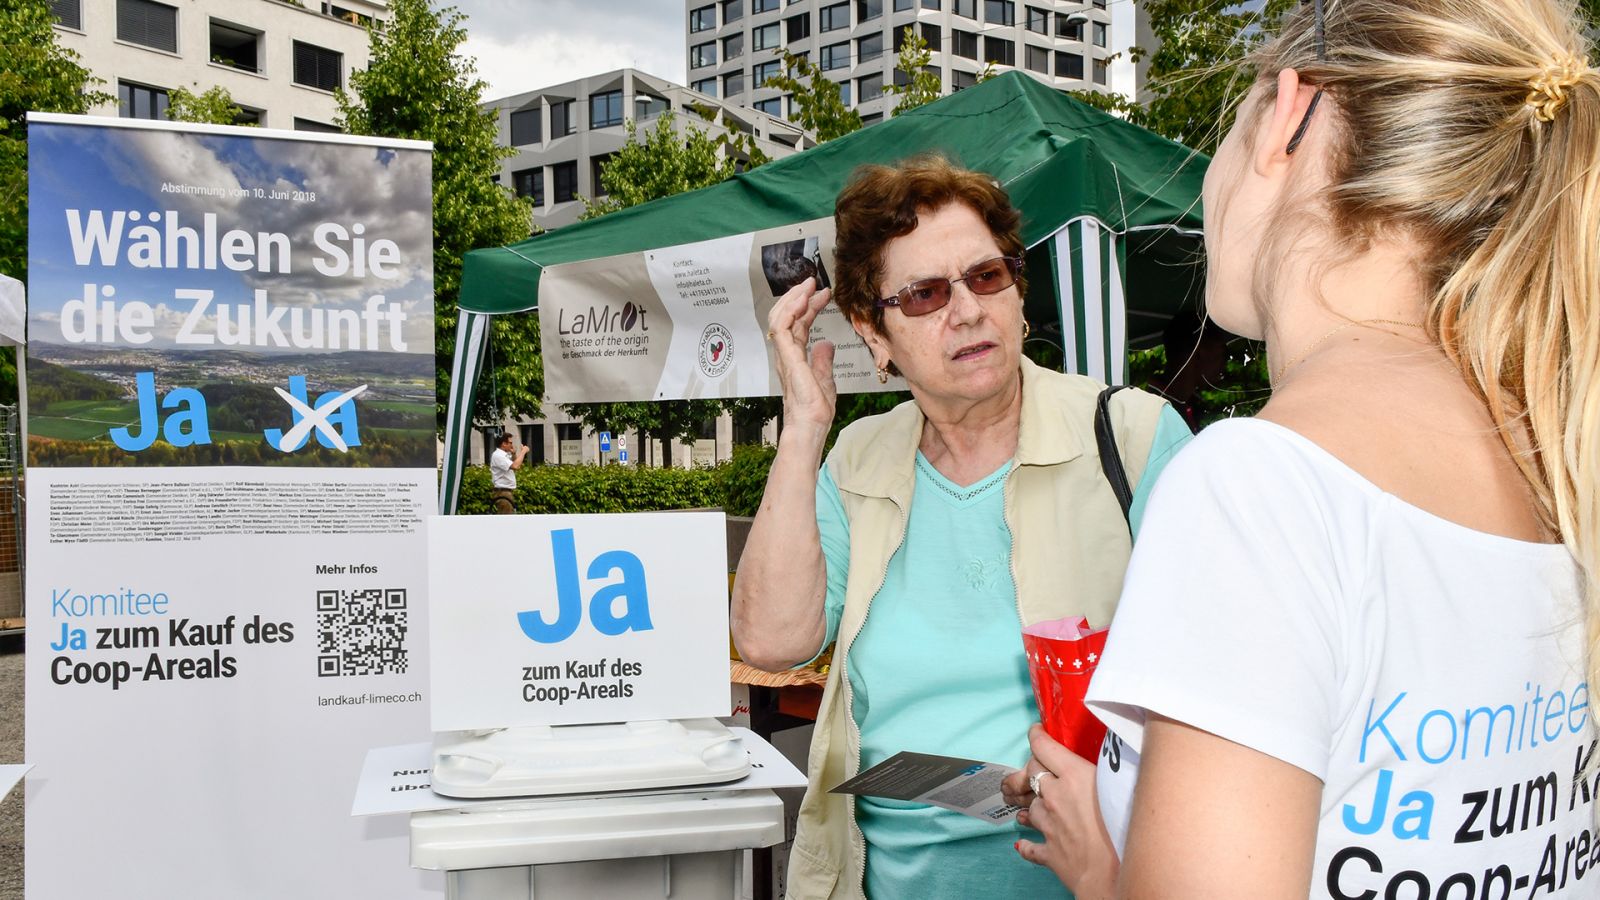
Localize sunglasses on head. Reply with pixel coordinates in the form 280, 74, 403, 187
876, 256, 1024, 317
1286, 0, 1326, 155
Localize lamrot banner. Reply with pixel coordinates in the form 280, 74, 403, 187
23, 115, 440, 898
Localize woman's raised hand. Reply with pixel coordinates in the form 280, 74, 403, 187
767, 277, 838, 437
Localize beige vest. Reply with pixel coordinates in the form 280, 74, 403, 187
784, 358, 1167, 900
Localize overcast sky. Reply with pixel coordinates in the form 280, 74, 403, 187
453, 0, 689, 102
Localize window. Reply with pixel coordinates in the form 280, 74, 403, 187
556, 423, 583, 463
755, 0, 780, 11
552, 161, 578, 203
787, 12, 810, 41
690, 4, 716, 31
921, 21, 940, 45
691, 41, 717, 69
1093, 0, 1105, 7
1056, 51, 1083, 79
952, 29, 977, 59
821, 41, 849, 71
513, 168, 544, 206
952, 69, 976, 90
983, 1, 1013, 26
894, 24, 918, 52
232, 106, 261, 126
753, 59, 781, 86
754, 97, 783, 116
894, 0, 913, 9
837, 79, 852, 106
1025, 44, 1048, 74
590, 153, 614, 196
293, 41, 342, 91
551, 99, 575, 136
118, 81, 168, 119
521, 424, 546, 466
51, 0, 81, 29
723, 70, 745, 96
209, 20, 260, 73
691, 77, 718, 97
723, 32, 744, 60
862, 112, 883, 126
294, 117, 340, 133
636, 93, 669, 119
117, 0, 177, 52
1025, 5, 1047, 33
954, 0, 975, 19
820, 2, 848, 31
983, 36, 1013, 66
1093, 22, 1107, 47
753, 22, 779, 51
589, 90, 622, 128
856, 0, 882, 21
858, 71, 883, 102
1056, 15, 1082, 39
1093, 57, 1108, 85
922, 0, 940, 7
722, 0, 743, 23
510, 108, 541, 145
857, 33, 882, 64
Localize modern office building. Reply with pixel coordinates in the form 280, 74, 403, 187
685, 0, 1145, 125
49, 0, 385, 132
484, 68, 818, 231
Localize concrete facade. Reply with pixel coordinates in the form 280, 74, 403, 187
50, 0, 384, 131
484, 68, 817, 231
684, 0, 1144, 125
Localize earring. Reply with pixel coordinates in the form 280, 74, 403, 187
1022, 321, 1031, 340
876, 366, 890, 384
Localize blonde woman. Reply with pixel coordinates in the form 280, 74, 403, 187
1002, 0, 1600, 895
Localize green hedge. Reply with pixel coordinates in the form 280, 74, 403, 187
457, 447, 776, 516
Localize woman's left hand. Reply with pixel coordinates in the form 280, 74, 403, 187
1009, 724, 1120, 899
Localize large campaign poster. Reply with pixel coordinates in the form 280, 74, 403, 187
23, 115, 439, 898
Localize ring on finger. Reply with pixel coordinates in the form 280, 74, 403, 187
766, 330, 775, 341
1028, 771, 1052, 796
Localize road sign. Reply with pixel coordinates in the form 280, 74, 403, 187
620, 450, 629, 463
618, 434, 627, 450
599, 431, 611, 452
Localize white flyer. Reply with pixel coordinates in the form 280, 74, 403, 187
830, 751, 1024, 825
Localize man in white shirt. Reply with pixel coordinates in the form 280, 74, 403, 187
489, 432, 528, 513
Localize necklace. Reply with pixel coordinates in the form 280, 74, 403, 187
1271, 318, 1426, 385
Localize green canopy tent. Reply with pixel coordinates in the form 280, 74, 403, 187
443, 72, 1207, 513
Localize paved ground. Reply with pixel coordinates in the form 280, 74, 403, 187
1, 636, 22, 900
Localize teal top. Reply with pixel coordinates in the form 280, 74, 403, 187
813, 405, 1191, 899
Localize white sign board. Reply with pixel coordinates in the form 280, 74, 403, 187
428, 512, 730, 731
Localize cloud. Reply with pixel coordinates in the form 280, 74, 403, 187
455, 0, 687, 100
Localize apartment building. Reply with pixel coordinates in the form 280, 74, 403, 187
685, 0, 1145, 125
484, 68, 818, 231
49, 0, 385, 132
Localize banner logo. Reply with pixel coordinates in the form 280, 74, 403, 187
697, 323, 733, 379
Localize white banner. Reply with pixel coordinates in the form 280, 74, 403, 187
428, 512, 730, 731
24, 116, 438, 898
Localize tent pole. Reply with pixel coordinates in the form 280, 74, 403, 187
439, 311, 492, 515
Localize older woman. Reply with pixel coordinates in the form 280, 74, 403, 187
731, 156, 1193, 899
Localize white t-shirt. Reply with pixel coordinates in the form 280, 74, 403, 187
489, 446, 515, 489
1086, 419, 1594, 896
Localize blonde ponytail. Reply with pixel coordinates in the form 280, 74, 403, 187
1255, 0, 1600, 687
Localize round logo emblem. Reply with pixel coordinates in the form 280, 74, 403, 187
697, 323, 734, 379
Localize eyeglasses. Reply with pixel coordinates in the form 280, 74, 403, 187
1285, 0, 1325, 156
876, 256, 1024, 317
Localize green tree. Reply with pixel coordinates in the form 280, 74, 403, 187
761, 48, 862, 141
166, 86, 248, 125
0, 0, 112, 403
885, 26, 941, 115
336, 0, 538, 428
563, 112, 780, 464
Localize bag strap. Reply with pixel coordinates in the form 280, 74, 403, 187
1095, 385, 1134, 532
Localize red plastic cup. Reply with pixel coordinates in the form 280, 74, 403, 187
1022, 616, 1110, 764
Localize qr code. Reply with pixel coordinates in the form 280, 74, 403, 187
316, 588, 408, 677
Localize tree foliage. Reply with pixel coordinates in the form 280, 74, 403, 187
0, 0, 112, 404
885, 27, 941, 115
762, 48, 862, 141
336, 0, 537, 428
166, 86, 248, 125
